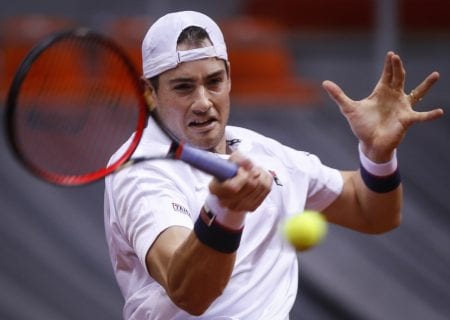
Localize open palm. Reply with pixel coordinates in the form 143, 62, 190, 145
323, 52, 444, 162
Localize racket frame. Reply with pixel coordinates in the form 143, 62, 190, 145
5, 28, 148, 186
5, 28, 238, 186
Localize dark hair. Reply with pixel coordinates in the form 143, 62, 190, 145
148, 25, 228, 92
176, 25, 212, 47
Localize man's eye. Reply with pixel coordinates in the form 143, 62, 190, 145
173, 84, 193, 91
208, 77, 223, 86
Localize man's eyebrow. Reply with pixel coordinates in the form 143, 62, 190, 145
206, 69, 226, 79
168, 77, 195, 85
168, 69, 226, 85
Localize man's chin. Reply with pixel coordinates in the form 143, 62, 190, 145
187, 136, 226, 153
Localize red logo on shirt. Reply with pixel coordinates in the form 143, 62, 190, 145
269, 170, 283, 186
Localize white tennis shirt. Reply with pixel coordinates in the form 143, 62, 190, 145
104, 120, 343, 319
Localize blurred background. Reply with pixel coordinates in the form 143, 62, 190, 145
1, 0, 449, 319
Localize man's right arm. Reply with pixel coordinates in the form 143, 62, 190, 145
146, 226, 236, 315
145, 153, 272, 315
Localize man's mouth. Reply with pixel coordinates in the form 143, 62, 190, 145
189, 118, 216, 128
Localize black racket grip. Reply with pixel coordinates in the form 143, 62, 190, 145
173, 143, 238, 181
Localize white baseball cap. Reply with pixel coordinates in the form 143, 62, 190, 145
142, 11, 228, 78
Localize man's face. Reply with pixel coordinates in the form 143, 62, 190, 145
152, 56, 231, 153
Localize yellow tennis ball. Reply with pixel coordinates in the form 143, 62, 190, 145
283, 210, 328, 251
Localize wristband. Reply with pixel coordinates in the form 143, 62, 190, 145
358, 144, 398, 176
358, 144, 401, 193
194, 207, 243, 253
204, 194, 246, 230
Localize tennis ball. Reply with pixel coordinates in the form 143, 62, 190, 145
283, 210, 328, 251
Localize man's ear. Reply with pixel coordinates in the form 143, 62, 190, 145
140, 77, 155, 110
226, 61, 231, 92
226, 60, 231, 77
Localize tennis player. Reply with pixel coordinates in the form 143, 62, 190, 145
104, 11, 443, 319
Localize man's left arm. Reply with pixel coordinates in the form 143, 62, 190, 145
321, 51, 443, 233
324, 170, 402, 233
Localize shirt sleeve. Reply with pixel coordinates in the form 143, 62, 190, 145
302, 154, 343, 211
109, 162, 194, 268
279, 144, 344, 212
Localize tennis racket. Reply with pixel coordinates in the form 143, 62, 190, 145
5, 28, 238, 186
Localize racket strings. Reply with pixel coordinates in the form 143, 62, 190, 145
90, 43, 141, 170
17, 39, 85, 174
13, 33, 142, 179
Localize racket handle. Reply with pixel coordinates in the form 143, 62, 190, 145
172, 143, 238, 181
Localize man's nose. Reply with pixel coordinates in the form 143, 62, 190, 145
192, 86, 212, 114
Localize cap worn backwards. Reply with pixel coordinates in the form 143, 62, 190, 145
142, 11, 228, 78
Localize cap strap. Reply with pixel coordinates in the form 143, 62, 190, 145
177, 46, 217, 63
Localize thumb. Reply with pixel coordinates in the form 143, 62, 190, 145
322, 80, 353, 109
229, 151, 253, 170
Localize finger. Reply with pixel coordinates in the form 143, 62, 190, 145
209, 167, 248, 196
220, 168, 272, 211
380, 51, 395, 85
220, 184, 258, 211
391, 54, 406, 89
249, 183, 272, 211
229, 151, 253, 170
242, 171, 272, 210
410, 108, 444, 124
322, 80, 353, 111
211, 162, 265, 197
244, 190, 268, 212
227, 180, 270, 212
408, 72, 440, 105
